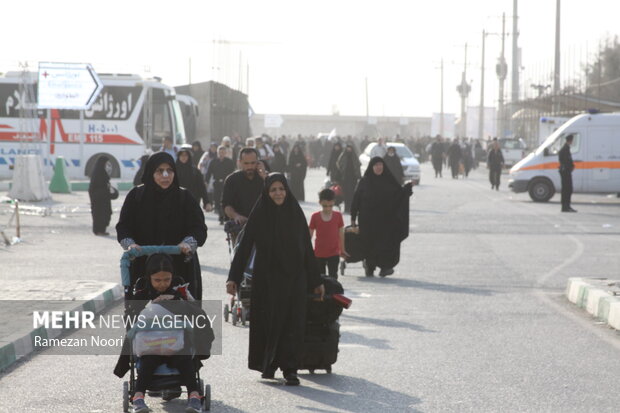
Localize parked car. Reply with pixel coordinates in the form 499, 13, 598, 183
360, 142, 421, 184
499, 138, 527, 168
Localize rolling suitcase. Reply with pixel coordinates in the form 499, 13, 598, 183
300, 276, 343, 373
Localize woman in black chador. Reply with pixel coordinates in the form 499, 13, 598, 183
287, 144, 308, 201
175, 147, 211, 212
226, 173, 325, 386
116, 152, 207, 300
89, 155, 116, 235
326, 141, 343, 184
336, 144, 361, 213
351, 157, 413, 277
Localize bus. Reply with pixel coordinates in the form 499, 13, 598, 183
0, 72, 186, 180
176, 94, 199, 142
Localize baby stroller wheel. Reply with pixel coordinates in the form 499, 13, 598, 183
122, 381, 129, 412
339, 261, 346, 276
223, 304, 229, 323
232, 310, 238, 326
198, 379, 204, 395
241, 307, 248, 326
203, 384, 211, 411
309, 369, 315, 374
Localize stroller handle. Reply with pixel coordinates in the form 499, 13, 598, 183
120, 245, 182, 287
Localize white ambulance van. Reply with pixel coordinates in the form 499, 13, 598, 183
508, 112, 620, 202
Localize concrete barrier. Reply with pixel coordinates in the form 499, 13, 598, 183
8, 155, 51, 201
565, 277, 620, 332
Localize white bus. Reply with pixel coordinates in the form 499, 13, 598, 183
0, 72, 186, 180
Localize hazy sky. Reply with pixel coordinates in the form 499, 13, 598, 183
2, 0, 619, 117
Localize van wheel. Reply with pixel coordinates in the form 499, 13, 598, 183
528, 178, 555, 202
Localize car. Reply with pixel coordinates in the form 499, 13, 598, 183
498, 138, 527, 168
359, 142, 421, 184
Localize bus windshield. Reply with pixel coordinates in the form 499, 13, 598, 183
171, 100, 187, 146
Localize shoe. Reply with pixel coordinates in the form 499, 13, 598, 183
261, 366, 276, 379
162, 387, 182, 401
379, 268, 394, 277
363, 261, 374, 277
185, 396, 202, 413
94, 232, 109, 236
283, 370, 300, 386
132, 398, 150, 413
568, 207, 577, 212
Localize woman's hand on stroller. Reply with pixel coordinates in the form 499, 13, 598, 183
128, 243, 141, 251
226, 281, 237, 296
178, 242, 191, 255
313, 284, 325, 301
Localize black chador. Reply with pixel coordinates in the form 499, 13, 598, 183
227, 173, 322, 375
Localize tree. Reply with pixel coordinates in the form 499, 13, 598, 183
585, 36, 620, 102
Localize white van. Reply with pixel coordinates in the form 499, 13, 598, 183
508, 112, 620, 202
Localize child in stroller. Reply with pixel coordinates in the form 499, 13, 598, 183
124, 253, 208, 413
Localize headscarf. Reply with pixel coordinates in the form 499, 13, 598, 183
142, 152, 181, 217
90, 155, 110, 189
288, 143, 307, 167
245, 173, 308, 277
360, 156, 401, 210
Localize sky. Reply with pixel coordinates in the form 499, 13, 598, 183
2, 0, 620, 117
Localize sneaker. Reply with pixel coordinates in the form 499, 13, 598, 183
185, 396, 203, 413
132, 398, 150, 413
379, 268, 394, 277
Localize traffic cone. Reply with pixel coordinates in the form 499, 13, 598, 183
49, 157, 71, 193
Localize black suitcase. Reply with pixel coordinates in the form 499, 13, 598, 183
300, 320, 340, 373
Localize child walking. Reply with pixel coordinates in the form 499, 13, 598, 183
309, 189, 348, 279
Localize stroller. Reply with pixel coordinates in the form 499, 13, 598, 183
223, 221, 252, 326
120, 245, 212, 412
339, 225, 364, 276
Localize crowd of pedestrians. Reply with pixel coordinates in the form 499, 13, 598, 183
91, 130, 524, 409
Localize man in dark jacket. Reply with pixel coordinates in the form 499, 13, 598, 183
222, 148, 264, 225
559, 134, 576, 212
487, 138, 504, 190
205, 145, 236, 224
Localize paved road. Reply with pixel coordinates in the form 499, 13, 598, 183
1, 164, 619, 412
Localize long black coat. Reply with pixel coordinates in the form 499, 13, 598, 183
351, 157, 412, 269
287, 145, 307, 201
176, 149, 210, 207
228, 173, 322, 374
116, 152, 207, 300
89, 156, 113, 234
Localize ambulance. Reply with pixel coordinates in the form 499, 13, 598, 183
0, 72, 186, 180
508, 112, 620, 202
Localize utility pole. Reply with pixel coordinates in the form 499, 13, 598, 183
497, 13, 508, 138
553, 0, 561, 113
511, 0, 519, 134
479, 30, 486, 141
440, 59, 444, 137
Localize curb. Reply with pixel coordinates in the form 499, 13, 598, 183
0, 283, 124, 372
565, 277, 620, 330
